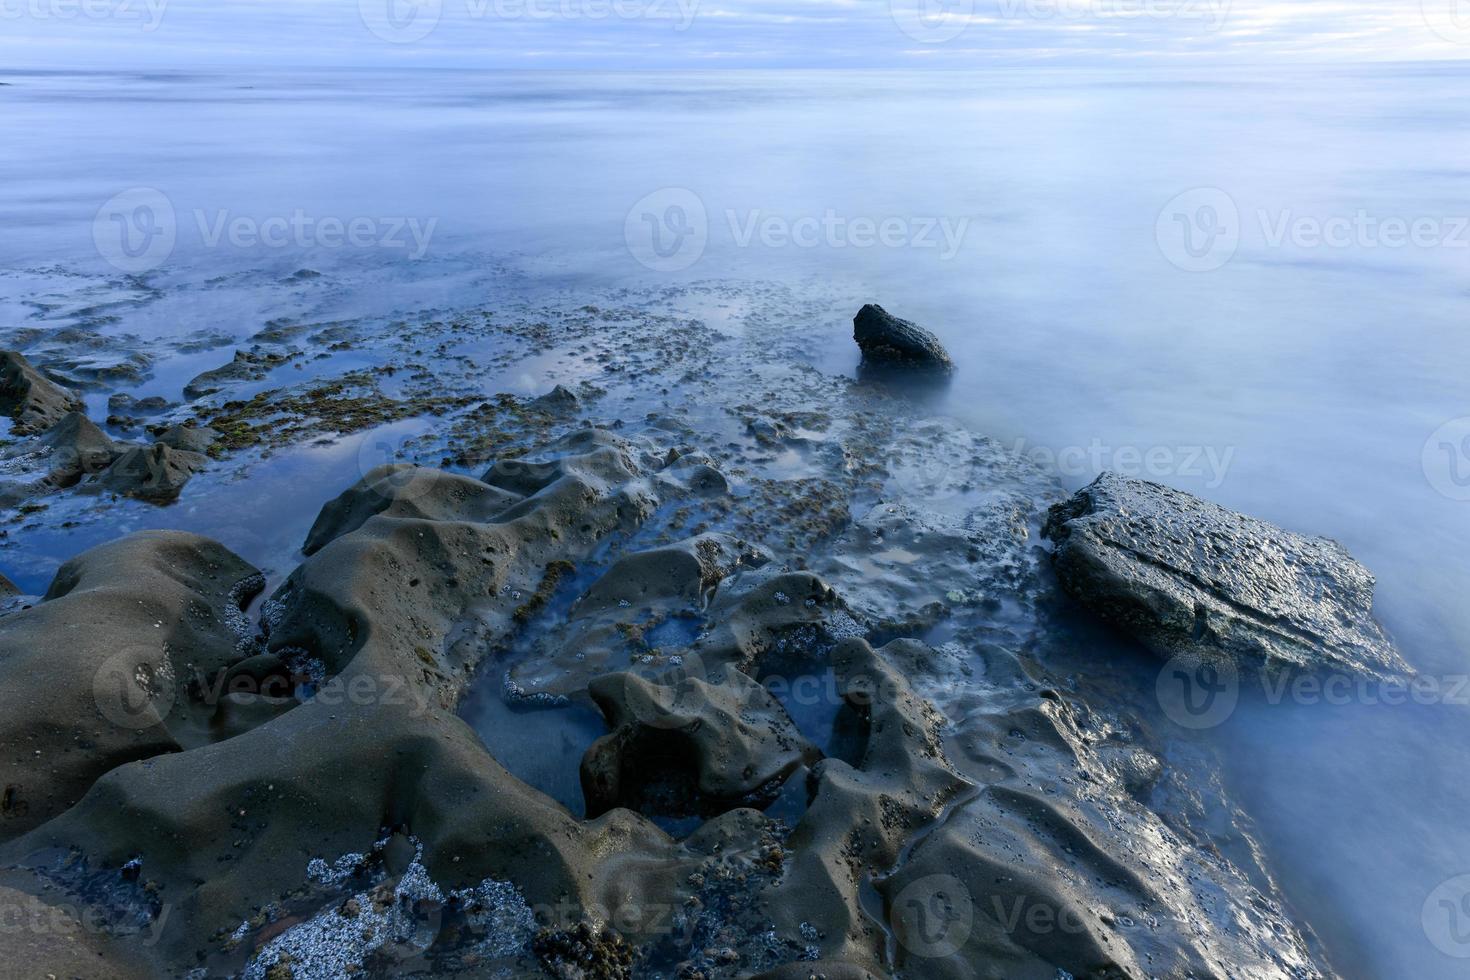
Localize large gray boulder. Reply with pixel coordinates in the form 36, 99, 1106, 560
1043, 472, 1407, 677
852, 304, 954, 373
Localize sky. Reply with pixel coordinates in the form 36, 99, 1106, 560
0, 0, 1467, 68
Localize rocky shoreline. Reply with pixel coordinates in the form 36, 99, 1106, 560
0, 290, 1399, 978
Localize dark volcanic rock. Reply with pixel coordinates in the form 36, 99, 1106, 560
183, 349, 285, 400
852, 304, 954, 373
37, 412, 122, 486
1044, 472, 1406, 677
0, 351, 83, 435
89, 443, 208, 502
533, 383, 582, 413
155, 423, 220, 455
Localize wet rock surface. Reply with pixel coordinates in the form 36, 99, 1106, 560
1044, 472, 1406, 678
89, 442, 209, 502
0, 350, 83, 435
852, 304, 954, 373
0, 278, 1368, 979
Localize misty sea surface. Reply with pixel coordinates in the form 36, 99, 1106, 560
2, 65, 1469, 978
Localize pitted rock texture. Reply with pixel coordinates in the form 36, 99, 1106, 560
0, 428, 1335, 980
582, 667, 818, 819
0, 531, 262, 838
1044, 471, 1406, 678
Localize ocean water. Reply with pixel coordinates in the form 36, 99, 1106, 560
2, 65, 1469, 977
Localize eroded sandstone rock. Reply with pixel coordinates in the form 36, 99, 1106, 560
0, 531, 261, 838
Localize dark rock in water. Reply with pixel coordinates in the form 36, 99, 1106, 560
0, 351, 82, 435
581, 667, 817, 819
155, 423, 219, 455
183, 349, 285, 400
37, 412, 122, 486
0, 572, 18, 599
533, 383, 581, 413
107, 393, 173, 415
852, 304, 954, 373
1044, 472, 1406, 677
89, 443, 208, 503
41, 352, 152, 389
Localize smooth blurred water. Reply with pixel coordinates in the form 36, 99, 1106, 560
2, 65, 1468, 978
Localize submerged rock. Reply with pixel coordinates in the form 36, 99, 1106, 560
1044, 472, 1406, 677
0, 351, 83, 435
183, 349, 285, 400
852, 304, 954, 373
